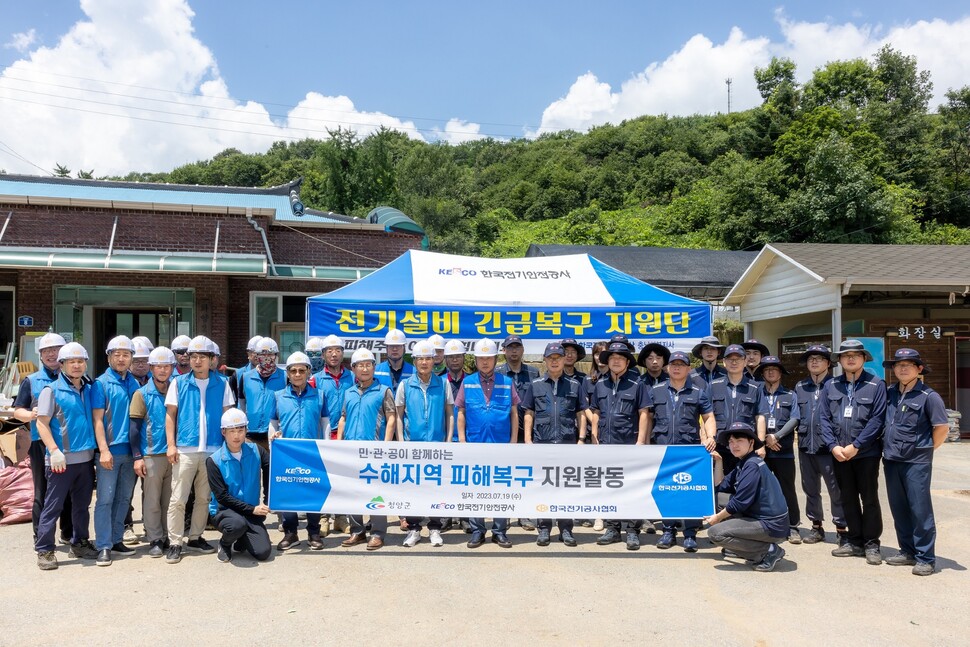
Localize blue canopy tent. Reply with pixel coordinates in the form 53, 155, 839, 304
306, 250, 712, 355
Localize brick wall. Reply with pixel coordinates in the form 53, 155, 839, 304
266, 226, 418, 267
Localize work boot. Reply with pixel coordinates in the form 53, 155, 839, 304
560, 529, 577, 547
682, 534, 698, 553
803, 524, 825, 544
886, 552, 916, 566
656, 529, 676, 550
466, 532, 485, 549
68, 539, 98, 559
536, 529, 551, 546
277, 532, 301, 551
865, 544, 882, 565
596, 528, 621, 545
625, 531, 640, 551
831, 543, 864, 557
912, 562, 935, 576
37, 551, 58, 571
308, 534, 325, 551
788, 527, 802, 544
491, 533, 512, 549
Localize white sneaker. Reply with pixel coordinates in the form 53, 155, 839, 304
429, 529, 444, 547
593, 519, 604, 531
403, 529, 421, 548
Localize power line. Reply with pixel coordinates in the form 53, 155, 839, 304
0, 138, 53, 175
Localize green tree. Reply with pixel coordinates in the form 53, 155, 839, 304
53, 163, 71, 177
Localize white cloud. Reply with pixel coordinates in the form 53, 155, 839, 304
432, 118, 486, 145
534, 14, 970, 135
3, 29, 37, 52
0, 0, 429, 176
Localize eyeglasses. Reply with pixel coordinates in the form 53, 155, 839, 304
173, 350, 188, 355
287, 368, 308, 374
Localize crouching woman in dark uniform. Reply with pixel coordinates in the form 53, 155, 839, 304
704, 422, 789, 572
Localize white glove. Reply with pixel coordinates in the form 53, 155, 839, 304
49, 449, 67, 471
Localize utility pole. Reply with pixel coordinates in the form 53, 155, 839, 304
725, 78, 733, 114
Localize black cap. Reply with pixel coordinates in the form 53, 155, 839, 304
883, 348, 929, 372
502, 335, 524, 349
608, 334, 635, 353
637, 343, 671, 368
598, 342, 636, 367
741, 339, 771, 357
753, 355, 789, 378
559, 338, 586, 361
798, 344, 831, 364
543, 342, 566, 358
716, 422, 764, 450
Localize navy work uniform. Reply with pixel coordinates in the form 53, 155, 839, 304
709, 373, 767, 473
759, 376, 801, 535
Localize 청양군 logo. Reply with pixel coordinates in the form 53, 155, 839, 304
365, 496, 386, 510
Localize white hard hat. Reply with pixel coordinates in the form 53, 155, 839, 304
58, 342, 89, 362
321, 334, 344, 350
148, 347, 177, 365
171, 335, 192, 351
286, 351, 312, 369
106, 335, 134, 354
427, 334, 446, 350
246, 335, 264, 352
132, 340, 152, 359
254, 337, 279, 354
384, 328, 406, 346
212, 343, 221, 356
411, 340, 435, 358
37, 333, 67, 351
351, 348, 376, 366
473, 338, 498, 357
220, 407, 249, 430
131, 336, 154, 350
304, 337, 325, 353
443, 339, 466, 356
187, 335, 216, 355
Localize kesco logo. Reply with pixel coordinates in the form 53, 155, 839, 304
431, 502, 456, 510
438, 267, 478, 277
365, 496, 386, 510
673, 472, 692, 485
284, 467, 311, 475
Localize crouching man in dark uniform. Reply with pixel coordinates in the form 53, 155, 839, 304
705, 422, 789, 572
206, 408, 271, 563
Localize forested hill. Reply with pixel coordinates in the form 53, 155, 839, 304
114, 46, 970, 256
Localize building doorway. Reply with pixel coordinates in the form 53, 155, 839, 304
94, 309, 171, 375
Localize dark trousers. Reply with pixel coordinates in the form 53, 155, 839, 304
214, 509, 271, 561
35, 460, 94, 552
884, 459, 936, 564
607, 519, 643, 533
282, 512, 321, 536
660, 519, 700, 535
765, 456, 800, 527
29, 439, 73, 542
798, 451, 846, 528
537, 518, 574, 532
832, 456, 882, 548
405, 517, 443, 531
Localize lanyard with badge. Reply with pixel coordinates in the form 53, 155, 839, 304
766, 391, 778, 430
843, 381, 855, 419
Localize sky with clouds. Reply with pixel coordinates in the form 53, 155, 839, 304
0, 0, 967, 176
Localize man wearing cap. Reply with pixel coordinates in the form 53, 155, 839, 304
589, 342, 652, 550
129, 347, 177, 558
456, 338, 519, 549
310, 335, 355, 443
820, 339, 886, 565
164, 335, 236, 564
237, 337, 286, 452
709, 344, 768, 474
375, 328, 414, 392
742, 339, 771, 380
33, 343, 99, 570
443, 338, 471, 532
14, 333, 74, 546
395, 340, 454, 548
90, 335, 141, 566
428, 334, 447, 376
794, 345, 847, 545
704, 422, 789, 572
170, 335, 193, 376
638, 343, 671, 387
270, 352, 330, 552
560, 338, 588, 383
235, 335, 263, 391
497, 334, 540, 531
207, 408, 272, 563
338, 348, 397, 550
755, 356, 802, 544
649, 350, 716, 552
522, 342, 588, 547
881, 349, 949, 576
690, 335, 727, 387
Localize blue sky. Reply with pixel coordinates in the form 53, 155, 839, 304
0, 1, 967, 173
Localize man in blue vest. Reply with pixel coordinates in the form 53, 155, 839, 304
755, 356, 802, 545
338, 348, 397, 550
498, 334, 539, 531
690, 335, 726, 388
820, 339, 886, 565
130, 339, 153, 387
33, 342, 99, 570
164, 335, 235, 564
710, 344, 768, 474
270, 351, 330, 551
170, 334, 193, 376
457, 338, 519, 549
794, 345, 847, 546
235, 335, 263, 392
91, 335, 141, 566
238, 336, 286, 452
375, 328, 414, 391
396, 340, 454, 548
589, 342, 652, 550
207, 408, 271, 563
13, 332, 73, 546
649, 350, 716, 552
129, 346, 177, 558
705, 422, 789, 572
304, 336, 326, 375
881, 349, 949, 576
522, 342, 587, 548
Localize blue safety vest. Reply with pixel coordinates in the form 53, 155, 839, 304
312, 367, 356, 431
136, 379, 171, 456
462, 372, 513, 444
400, 373, 448, 442
374, 361, 414, 391
209, 441, 262, 515
96, 367, 140, 454
273, 383, 327, 440
343, 381, 390, 441
46, 373, 97, 456
528, 374, 583, 444
174, 371, 228, 451
241, 367, 286, 433
27, 367, 58, 441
